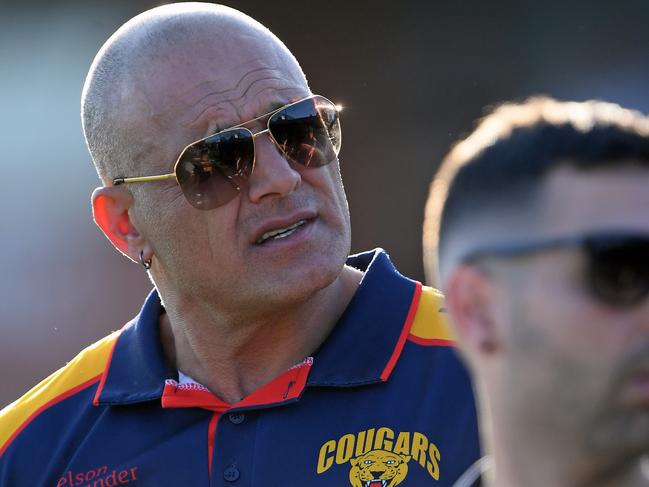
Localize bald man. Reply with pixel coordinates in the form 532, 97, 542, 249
0, 4, 479, 485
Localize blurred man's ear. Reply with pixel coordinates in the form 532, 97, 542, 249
444, 265, 502, 357
91, 186, 149, 264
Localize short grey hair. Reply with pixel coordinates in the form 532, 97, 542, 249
81, 3, 306, 185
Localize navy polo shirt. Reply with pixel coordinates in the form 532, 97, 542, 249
0, 249, 480, 486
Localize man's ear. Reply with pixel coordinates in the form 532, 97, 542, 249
91, 186, 148, 264
444, 265, 502, 356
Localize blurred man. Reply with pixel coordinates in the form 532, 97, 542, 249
0, 3, 479, 485
424, 97, 649, 486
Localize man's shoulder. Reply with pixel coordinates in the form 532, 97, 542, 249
346, 249, 455, 348
407, 285, 456, 347
0, 330, 120, 458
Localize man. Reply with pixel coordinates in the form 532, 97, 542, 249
423, 97, 649, 486
0, 4, 479, 485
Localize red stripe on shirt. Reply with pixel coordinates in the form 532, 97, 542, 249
407, 335, 456, 347
380, 281, 423, 381
207, 412, 220, 478
92, 336, 120, 406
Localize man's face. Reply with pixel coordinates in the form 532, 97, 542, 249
493, 166, 649, 469
127, 32, 351, 311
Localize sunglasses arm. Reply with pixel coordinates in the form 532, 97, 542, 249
113, 174, 176, 186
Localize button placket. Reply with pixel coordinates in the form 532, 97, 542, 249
211, 410, 258, 486
223, 465, 240, 482
228, 412, 245, 424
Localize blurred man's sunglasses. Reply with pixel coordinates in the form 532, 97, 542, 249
460, 231, 649, 308
113, 95, 341, 210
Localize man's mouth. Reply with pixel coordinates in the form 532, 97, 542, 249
255, 219, 307, 244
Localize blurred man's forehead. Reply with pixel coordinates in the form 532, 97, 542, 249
538, 164, 649, 235
438, 205, 538, 284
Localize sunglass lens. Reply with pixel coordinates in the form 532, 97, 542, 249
269, 95, 341, 168
175, 128, 254, 210
586, 237, 649, 307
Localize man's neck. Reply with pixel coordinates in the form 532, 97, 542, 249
158, 265, 363, 404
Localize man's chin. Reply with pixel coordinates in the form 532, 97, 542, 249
585, 409, 649, 466
259, 264, 343, 305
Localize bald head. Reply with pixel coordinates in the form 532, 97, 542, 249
81, 3, 308, 184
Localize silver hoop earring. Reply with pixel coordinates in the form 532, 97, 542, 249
139, 250, 152, 270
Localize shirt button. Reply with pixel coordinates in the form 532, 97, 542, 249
228, 412, 245, 424
223, 465, 240, 482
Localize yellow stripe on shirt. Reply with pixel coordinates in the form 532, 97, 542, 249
408, 286, 456, 344
0, 330, 120, 455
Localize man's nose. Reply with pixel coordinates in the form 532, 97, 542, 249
246, 134, 301, 203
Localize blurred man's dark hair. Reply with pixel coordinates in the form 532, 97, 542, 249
424, 97, 649, 286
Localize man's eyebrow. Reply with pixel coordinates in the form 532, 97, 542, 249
202, 106, 277, 138
264, 100, 289, 112
227, 99, 291, 131
246, 99, 290, 122
204, 87, 301, 137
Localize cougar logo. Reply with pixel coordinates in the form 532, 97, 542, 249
349, 450, 411, 487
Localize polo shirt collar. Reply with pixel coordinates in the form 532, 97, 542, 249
95, 249, 419, 405
94, 289, 172, 405
308, 249, 418, 386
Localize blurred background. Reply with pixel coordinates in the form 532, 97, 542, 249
2, 0, 649, 408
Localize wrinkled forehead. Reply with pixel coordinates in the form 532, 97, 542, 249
138, 32, 307, 126
122, 24, 309, 169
